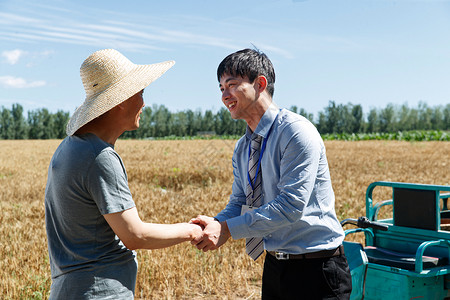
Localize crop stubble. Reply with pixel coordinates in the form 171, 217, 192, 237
0, 139, 448, 299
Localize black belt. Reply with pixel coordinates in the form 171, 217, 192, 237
267, 245, 344, 260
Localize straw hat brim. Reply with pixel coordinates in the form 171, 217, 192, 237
66, 60, 175, 136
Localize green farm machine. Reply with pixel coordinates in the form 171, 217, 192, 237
341, 181, 450, 299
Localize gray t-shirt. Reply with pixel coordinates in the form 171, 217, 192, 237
45, 133, 137, 299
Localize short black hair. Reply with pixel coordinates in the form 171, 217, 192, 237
217, 48, 275, 97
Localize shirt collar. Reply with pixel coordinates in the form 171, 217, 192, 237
245, 102, 279, 139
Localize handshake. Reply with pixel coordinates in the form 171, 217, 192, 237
187, 215, 231, 252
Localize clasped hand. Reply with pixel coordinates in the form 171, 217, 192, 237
189, 215, 230, 252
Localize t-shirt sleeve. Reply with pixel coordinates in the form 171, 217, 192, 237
86, 149, 135, 215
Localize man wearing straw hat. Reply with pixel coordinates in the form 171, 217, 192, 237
44, 49, 203, 299
191, 48, 351, 299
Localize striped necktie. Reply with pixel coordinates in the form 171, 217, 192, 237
245, 134, 264, 260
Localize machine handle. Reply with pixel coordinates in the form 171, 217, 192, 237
341, 216, 389, 231
357, 216, 389, 231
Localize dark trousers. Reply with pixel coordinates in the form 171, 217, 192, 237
262, 250, 352, 300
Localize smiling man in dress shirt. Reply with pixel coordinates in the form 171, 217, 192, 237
191, 48, 352, 300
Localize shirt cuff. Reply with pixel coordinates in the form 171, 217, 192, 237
224, 215, 252, 240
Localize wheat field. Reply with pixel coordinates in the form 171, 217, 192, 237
0, 139, 448, 299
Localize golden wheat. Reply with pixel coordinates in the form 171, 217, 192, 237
0, 139, 448, 299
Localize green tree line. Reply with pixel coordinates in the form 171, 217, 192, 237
0, 102, 448, 140
314, 101, 449, 134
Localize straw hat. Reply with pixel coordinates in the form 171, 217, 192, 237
66, 49, 175, 136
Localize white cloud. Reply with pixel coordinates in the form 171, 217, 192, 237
0, 12, 40, 25
0, 76, 46, 88
2, 49, 27, 65
0, 6, 291, 57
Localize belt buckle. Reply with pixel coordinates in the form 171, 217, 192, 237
275, 252, 289, 260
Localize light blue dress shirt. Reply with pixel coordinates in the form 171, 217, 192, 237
215, 103, 345, 254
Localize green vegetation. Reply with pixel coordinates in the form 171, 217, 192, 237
322, 130, 449, 141
0, 101, 448, 141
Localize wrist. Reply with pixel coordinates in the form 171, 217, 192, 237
220, 221, 231, 239
188, 223, 201, 240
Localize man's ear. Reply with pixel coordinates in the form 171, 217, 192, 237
256, 75, 268, 93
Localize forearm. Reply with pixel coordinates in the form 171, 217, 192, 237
104, 207, 201, 251
127, 222, 196, 250
226, 193, 304, 239
215, 200, 243, 221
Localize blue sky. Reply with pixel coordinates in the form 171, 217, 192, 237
1, 0, 449, 121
